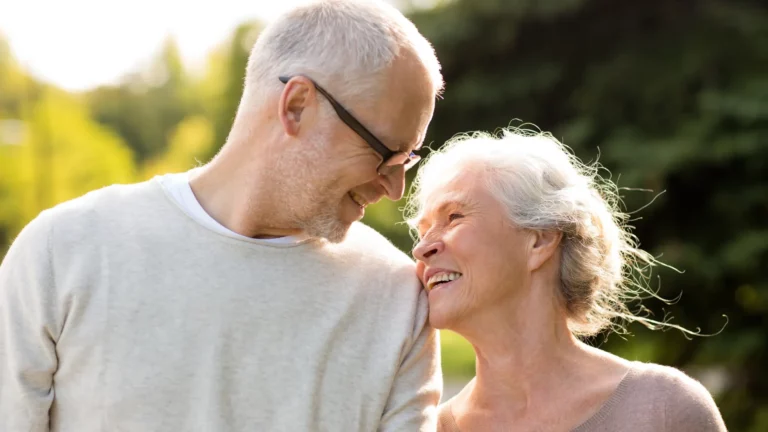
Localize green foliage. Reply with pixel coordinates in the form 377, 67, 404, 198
221, 24, 261, 149
439, 330, 476, 379
142, 115, 215, 178
0, 88, 135, 237
85, 39, 199, 162
197, 22, 263, 162
0, 37, 34, 118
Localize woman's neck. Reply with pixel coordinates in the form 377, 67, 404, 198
449, 281, 627, 424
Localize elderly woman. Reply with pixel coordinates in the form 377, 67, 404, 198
407, 128, 726, 431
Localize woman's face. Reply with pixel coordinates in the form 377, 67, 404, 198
412, 170, 533, 330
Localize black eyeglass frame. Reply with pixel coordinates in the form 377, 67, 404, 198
279, 75, 421, 175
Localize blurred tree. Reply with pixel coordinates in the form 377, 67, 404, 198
0, 35, 41, 253
142, 115, 215, 179
0, 36, 35, 118
85, 38, 197, 162
403, 0, 767, 429
0, 87, 135, 247
197, 21, 264, 162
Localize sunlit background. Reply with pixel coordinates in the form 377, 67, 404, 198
1, 1, 766, 430
2, 0, 433, 91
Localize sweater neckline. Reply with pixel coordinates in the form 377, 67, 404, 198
151, 176, 322, 250
442, 362, 640, 432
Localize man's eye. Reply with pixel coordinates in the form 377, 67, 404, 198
448, 213, 464, 222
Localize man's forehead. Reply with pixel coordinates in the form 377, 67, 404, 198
373, 90, 433, 153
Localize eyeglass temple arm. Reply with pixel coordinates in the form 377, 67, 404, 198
279, 76, 394, 159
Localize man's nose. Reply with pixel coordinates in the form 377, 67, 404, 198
377, 167, 406, 201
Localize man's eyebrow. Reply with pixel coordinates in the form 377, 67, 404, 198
399, 140, 418, 153
382, 135, 423, 153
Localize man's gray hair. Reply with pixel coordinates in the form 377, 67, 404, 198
241, 0, 443, 110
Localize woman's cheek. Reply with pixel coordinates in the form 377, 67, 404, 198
415, 260, 427, 286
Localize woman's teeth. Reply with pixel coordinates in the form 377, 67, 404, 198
427, 272, 462, 291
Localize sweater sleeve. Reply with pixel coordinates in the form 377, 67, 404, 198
378, 289, 442, 432
664, 368, 728, 432
0, 211, 61, 432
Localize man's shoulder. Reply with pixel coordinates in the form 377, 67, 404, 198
329, 222, 422, 295
27, 179, 164, 241
47, 179, 159, 219
343, 222, 415, 267
4, 180, 160, 262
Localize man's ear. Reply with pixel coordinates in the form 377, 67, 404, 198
278, 76, 315, 137
528, 229, 562, 272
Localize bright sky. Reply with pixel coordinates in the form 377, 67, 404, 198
0, 0, 403, 91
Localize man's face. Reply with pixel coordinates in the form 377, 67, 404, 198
284, 54, 436, 242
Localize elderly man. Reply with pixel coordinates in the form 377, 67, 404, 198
0, 1, 444, 430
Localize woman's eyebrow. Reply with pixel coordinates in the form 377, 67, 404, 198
416, 196, 475, 232
435, 195, 475, 212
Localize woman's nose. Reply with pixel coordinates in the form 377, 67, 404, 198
412, 237, 443, 262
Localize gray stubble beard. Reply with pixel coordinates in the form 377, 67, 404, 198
278, 127, 352, 244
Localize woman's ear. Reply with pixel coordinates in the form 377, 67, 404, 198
528, 230, 562, 272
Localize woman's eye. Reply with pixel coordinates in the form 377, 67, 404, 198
448, 213, 464, 222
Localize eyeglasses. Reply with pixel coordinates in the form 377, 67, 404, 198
279, 75, 421, 176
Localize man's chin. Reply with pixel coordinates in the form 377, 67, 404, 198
324, 229, 349, 244
304, 217, 351, 244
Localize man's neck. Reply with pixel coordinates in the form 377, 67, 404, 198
189, 134, 304, 239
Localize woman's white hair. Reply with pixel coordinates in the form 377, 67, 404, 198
406, 127, 680, 338
241, 0, 443, 110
